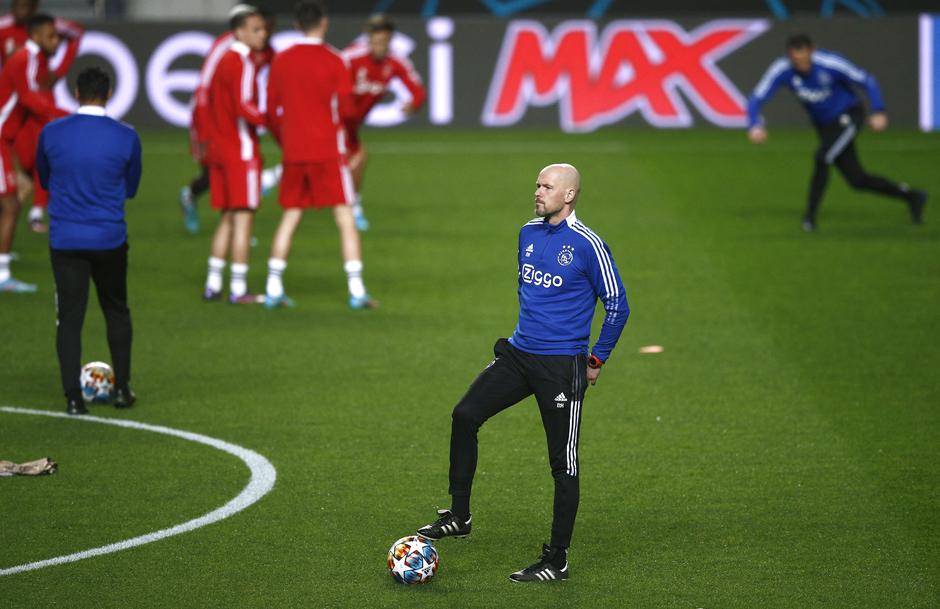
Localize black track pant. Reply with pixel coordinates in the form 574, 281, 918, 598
807, 105, 911, 221
449, 338, 587, 549
50, 243, 132, 401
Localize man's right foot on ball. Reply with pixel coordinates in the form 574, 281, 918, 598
417, 509, 471, 540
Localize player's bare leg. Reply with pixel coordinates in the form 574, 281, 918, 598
18, 168, 47, 233
264, 208, 303, 309
204, 211, 233, 300
227, 210, 257, 303
0, 194, 34, 293
334, 205, 375, 309
348, 147, 369, 231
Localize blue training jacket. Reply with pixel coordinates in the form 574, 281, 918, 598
37, 106, 142, 251
747, 49, 884, 129
509, 212, 629, 362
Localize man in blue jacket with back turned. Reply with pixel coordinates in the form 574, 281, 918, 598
416, 163, 629, 583
37, 66, 142, 415
747, 34, 927, 232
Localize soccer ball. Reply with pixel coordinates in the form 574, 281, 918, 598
387, 536, 439, 584
80, 361, 114, 403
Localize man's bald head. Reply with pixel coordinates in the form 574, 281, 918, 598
539, 163, 581, 203
534, 163, 582, 223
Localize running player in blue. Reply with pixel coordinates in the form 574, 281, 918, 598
747, 34, 926, 232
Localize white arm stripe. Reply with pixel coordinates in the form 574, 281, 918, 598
754, 58, 789, 98
200, 40, 232, 88
572, 223, 619, 318
240, 56, 254, 103
27, 51, 39, 91
813, 52, 867, 82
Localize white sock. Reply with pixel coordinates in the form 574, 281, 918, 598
28, 206, 43, 222
266, 257, 287, 298
206, 256, 225, 292
344, 260, 365, 298
0, 253, 10, 283
261, 164, 283, 191
353, 194, 363, 216
230, 263, 248, 297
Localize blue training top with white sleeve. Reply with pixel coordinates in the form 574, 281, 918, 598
37, 106, 142, 251
747, 49, 884, 128
509, 212, 629, 362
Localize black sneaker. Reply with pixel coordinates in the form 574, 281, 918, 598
113, 387, 136, 409
416, 509, 471, 540
66, 398, 88, 416
908, 189, 927, 225
509, 544, 569, 583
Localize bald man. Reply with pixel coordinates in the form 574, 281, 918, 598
417, 164, 630, 582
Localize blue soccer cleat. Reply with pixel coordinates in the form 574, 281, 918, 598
349, 292, 378, 310
0, 277, 37, 293
180, 186, 200, 234
264, 294, 295, 309
354, 206, 370, 232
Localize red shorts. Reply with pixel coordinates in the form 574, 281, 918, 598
279, 159, 354, 209
13, 120, 48, 206
0, 141, 17, 197
210, 158, 262, 211
190, 128, 208, 164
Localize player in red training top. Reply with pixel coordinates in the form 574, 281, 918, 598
342, 14, 425, 231
201, 7, 268, 305
0, 12, 66, 293
180, 4, 280, 234
263, 0, 374, 310
0, 0, 82, 233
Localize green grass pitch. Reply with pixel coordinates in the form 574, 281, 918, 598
1, 127, 938, 608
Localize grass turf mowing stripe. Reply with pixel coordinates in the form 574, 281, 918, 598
0, 406, 277, 578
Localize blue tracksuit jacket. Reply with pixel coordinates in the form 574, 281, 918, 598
509, 212, 628, 362
747, 49, 884, 128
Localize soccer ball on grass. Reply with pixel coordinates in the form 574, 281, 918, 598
387, 535, 439, 584
80, 361, 114, 403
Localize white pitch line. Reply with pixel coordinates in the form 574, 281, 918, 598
0, 406, 277, 577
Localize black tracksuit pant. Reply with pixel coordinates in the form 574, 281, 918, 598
449, 338, 587, 549
807, 105, 912, 221
50, 243, 132, 401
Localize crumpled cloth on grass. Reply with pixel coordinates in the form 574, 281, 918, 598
0, 458, 58, 476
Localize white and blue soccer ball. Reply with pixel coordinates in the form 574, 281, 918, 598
387, 535, 439, 585
80, 361, 114, 403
